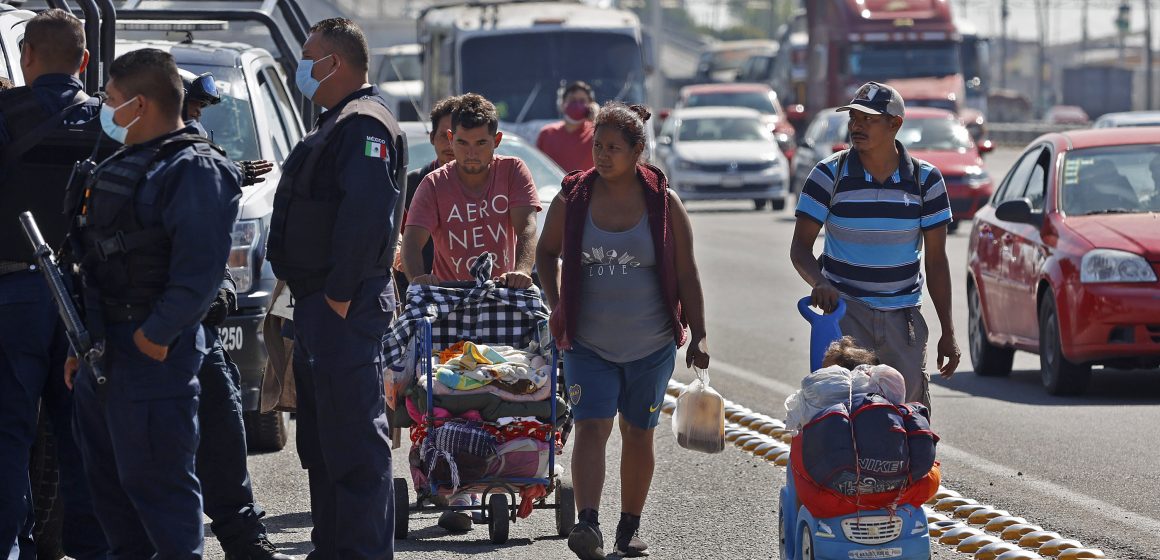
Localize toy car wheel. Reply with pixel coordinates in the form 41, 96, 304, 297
555, 478, 576, 537
799, 523, 814, 560
487, 493, 510, 544
393, 478, 409, 540
968, 282, 1014, 377
778, 507, 787, 560
1039, 296, 1091, 395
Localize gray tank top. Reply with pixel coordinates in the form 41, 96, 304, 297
574, 209, 674, 363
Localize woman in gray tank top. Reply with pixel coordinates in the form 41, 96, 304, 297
536, 102, 710, 560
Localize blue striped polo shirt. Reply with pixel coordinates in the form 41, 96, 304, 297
795, 142, 952, 310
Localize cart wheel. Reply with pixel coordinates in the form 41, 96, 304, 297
555, 477, 576, 537
393, 478, 409, 540
487, 493, 510, 544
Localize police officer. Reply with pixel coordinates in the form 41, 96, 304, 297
178, 68, 289, 560
0, 9, 107, 560
266, 17, 405, 559
178, 69, 274, 186
65, 48, 242, 559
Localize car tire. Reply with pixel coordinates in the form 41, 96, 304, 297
968, 283, 1014, 377
30, 408, 64, 560
1038, 296, 1091, 395
770, 198, 786, 211
244, 410, 289, 452
754, 199, 768, 211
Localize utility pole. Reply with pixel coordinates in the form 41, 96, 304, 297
1081, 0, 1089, 56
1000, 0, 1009, 89
1035, 0, 1049, 115
1146, 0, 1155, 110
649, 0, 665, 110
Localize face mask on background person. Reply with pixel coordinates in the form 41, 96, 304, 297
100, 96, 140, 144
564, 100, 590, 123
296, 54, 336, 101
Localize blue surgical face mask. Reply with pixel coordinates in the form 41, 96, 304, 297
295, 54, 335, 101
100, 96, 140, 144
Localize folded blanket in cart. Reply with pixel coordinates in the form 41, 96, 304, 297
433, 341, 550, 393
485, 438, 550, 480
411, 385, 567, 423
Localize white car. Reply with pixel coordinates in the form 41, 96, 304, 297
373, 43, 424, 121
655, 107, 790, 210
1092, 111, 1160, 129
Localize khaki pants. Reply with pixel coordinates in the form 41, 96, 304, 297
839, 297, 931, 409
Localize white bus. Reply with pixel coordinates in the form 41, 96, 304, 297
419, 0, 650, 141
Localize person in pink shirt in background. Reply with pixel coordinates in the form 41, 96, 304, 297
537, 81, 598, 173
402, 93, 541, 291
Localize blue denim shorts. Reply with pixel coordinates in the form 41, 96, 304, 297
562, 341, 677, 429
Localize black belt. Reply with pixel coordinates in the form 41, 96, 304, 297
102, 302, 152, 323
0, 261, 34, 276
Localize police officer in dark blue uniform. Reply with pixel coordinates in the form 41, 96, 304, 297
0, 10, 108, 560
177, 68, 289, 560
266, 17, 406, 560
65, 48, 242, 559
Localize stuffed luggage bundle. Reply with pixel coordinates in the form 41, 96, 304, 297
792, 394, 940, 518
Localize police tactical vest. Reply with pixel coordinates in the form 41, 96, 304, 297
0, 87, 112, 262
77, 133, 225, 305
267, 95, 408, 291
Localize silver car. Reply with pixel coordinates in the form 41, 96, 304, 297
656, 106, 790, 210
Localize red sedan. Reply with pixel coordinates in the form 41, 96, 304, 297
898, 107, 995, 231
967, 128, 1160, 395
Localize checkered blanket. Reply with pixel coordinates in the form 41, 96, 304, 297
384, 253, 550, 369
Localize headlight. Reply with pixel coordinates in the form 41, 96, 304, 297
229, 219, 261, 292
677, 159, 698, 171
964, 165, 990, 188
1080, 249, 1157, 283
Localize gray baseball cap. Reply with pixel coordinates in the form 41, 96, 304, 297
837, 82, 905, 117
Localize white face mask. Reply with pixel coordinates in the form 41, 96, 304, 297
295, 54, 336, 101
100, 96, 140, 144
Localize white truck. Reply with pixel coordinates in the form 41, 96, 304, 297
418, 0, 652, 142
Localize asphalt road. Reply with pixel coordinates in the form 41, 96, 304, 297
217, 147, 1160, 559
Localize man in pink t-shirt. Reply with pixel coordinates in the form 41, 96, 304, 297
536, 81, 597, 173
402, 93, 541, 288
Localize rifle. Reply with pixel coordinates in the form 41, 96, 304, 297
20, 211, 107, 385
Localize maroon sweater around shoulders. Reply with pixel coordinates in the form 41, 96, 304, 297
549, 163, 688, 351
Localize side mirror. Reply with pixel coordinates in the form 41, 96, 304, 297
994, 198, 1042, 226
658, 135, 672, 146
659, 109, 672, 121
977, 139, 994, 154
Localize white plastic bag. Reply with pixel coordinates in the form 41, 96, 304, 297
672, 369, 725, 453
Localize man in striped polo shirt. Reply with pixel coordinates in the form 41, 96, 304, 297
789, 82, 960, 409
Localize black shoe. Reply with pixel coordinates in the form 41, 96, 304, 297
568, 521, 606, 560
614, 518, 649, 557
223, 536, 292, 560
438, 510, 474, 533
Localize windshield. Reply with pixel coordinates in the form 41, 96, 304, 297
377, 52, 421, 83
846, 42, 961, 80
678, 117, 771, 142
704, 47, 767, 72
181, 65, 261, 161
684, 91, 779, 115
460, 32, 645, 123
405, 134, 565, 201
1062, 146, 1160, 216
897, 117, 973, 152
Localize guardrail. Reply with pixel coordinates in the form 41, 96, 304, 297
987, 123, 1088, 146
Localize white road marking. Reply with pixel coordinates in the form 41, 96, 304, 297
709, 357, 1160, 536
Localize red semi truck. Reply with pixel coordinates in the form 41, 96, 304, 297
803, 0, 969, 121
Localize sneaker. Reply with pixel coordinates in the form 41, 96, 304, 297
567, 521, 606, 560
615, 518, 649, 557
439, 494, 476, 533
223, 536, 292, 560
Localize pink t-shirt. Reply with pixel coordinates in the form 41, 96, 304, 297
536, 120, 595, 173
406, 155, 542, 281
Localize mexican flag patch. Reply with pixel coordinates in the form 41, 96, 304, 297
364, 138, 388, 160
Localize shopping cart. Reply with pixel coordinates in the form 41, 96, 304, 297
385, 255, 574, 544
